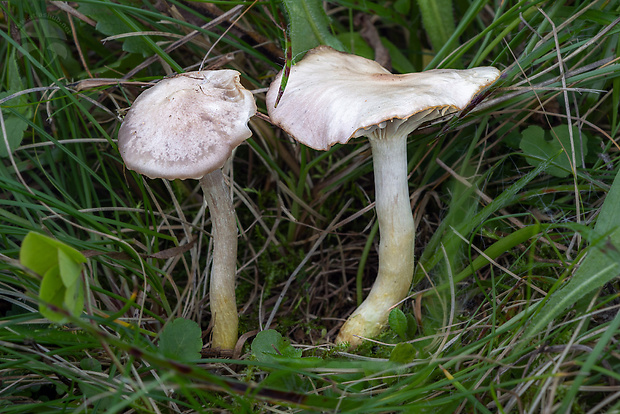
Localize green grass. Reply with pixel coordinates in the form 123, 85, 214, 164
2, 0, 620, 412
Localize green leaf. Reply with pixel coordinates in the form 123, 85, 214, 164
39, 265, 68, 323
337, 33, 415, 74
80, 357, 102, 372
38, 258, 84, 324
252, 329, 302, 363
337, 32, 374, 59
416, 0, 456, 52
523, 170, 620, 341
0, 51, 30, 157
20, 232, 86, 276
280, 0, 344, 61
20, 232, 59, 276
388, 308, 408, 340
498, 122, 522, 149
519, 125, 588, 178
57, 247, 82, 287
78, 3, 150, 56
406, 313, 418, 339
0, 114, 29, 157
389, 342, 417, 364
381, 38, 416, 74
62, 270, 84, 318
158, 318, 203, 361
394, 0, 412, 15
20, 232, 86, 323
7, 50, 24, 93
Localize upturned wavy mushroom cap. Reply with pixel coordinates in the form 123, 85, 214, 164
118, 70, 257, 180
266, 46, 500, 150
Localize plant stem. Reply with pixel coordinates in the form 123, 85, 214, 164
200, 169, 238, 350
337, 131, 415, 347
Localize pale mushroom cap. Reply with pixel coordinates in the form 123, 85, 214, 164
118, 70, 257, 180
266, 46, 500, 150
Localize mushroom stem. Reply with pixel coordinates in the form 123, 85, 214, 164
336, 130, 415, 347
200, 169, 238, 350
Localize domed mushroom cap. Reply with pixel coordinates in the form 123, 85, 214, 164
118, 70, 257, 180
266, 46, 500, 150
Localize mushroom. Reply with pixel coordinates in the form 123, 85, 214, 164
118, 70, 257, 350
266, 46, 500, 347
